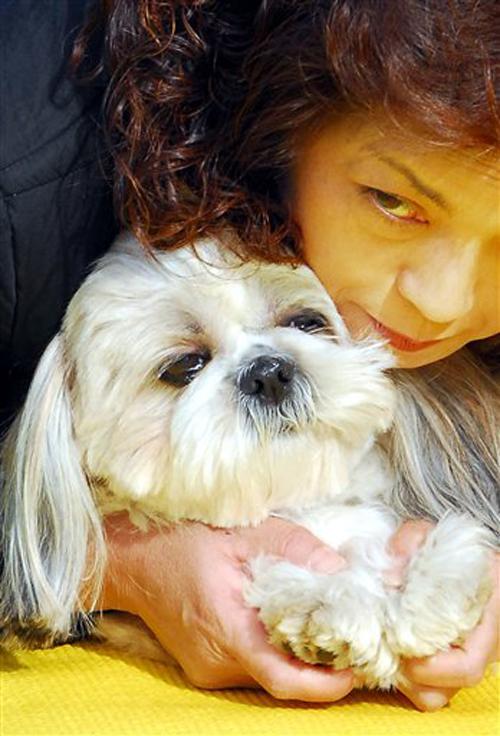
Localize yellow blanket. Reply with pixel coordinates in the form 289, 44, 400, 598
2, 644, 498, 736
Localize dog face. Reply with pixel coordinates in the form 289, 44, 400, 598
62, 235, 395, 525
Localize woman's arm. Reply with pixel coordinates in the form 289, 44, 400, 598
100, 513, 356, 702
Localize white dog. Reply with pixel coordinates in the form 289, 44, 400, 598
0, 233, 493, 689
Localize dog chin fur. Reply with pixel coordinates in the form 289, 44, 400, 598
0, 233, 493, 690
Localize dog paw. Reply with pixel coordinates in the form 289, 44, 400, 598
246, 556, 399, 689
387, 514, 493, 659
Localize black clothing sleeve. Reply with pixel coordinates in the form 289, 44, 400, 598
0, 0, 118, 430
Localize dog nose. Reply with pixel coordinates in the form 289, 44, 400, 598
238, 355, 295, 405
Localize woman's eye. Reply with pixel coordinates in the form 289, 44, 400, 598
282, 310, 330, 333
158, 351, 211, 387
367, 188, 428, 224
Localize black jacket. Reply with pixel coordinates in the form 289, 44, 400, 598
0, 0, 117, 429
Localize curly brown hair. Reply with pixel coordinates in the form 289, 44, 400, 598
75, 0, 499, 260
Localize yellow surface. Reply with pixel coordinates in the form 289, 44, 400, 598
1, 643, 498, 736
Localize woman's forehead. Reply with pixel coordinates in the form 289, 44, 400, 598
304, 111, 499, 166
296, 112, 500, 217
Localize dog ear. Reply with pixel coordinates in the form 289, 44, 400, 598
0, 334, 105, 647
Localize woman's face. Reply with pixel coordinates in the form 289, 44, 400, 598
292, 114, 499, 368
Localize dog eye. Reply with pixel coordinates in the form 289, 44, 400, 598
158, 351, 211, 387
281, 310, 330, 333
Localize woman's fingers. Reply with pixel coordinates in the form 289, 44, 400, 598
232, 606, 355, 702
402, 603, 497, 688
398, 681, 459, 711
228, 519, 355, 701
181, 658, 258, 690
384, 520, 434, 587
402, 556, 499, 689
387, 520, 435, 558
391, 531, 498, 708
238, 517, 347, 574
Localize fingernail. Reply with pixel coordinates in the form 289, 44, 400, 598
307, 548, 347, 574
383, 559, 407, 588
418, 691, 449, 711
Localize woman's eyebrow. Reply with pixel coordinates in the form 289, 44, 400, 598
378, 155, 449, 211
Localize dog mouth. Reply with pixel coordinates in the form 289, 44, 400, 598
236, 355, 315, 438
240, 401, 313, 437
239, 400, 315, 439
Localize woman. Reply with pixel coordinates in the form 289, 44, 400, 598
1, 0, 498, 712
83, 0, 499, 710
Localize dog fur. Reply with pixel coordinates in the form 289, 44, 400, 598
0, 233, 494, 689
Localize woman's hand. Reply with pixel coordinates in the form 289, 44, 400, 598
388, 521, 499, 711
100, 514, 355, 702
99, 515, 497, 708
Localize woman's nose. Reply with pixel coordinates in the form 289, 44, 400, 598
396, 238, 480, 324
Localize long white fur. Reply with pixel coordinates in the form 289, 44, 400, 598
0, 233, 494, 689
1, 337, 105, 636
